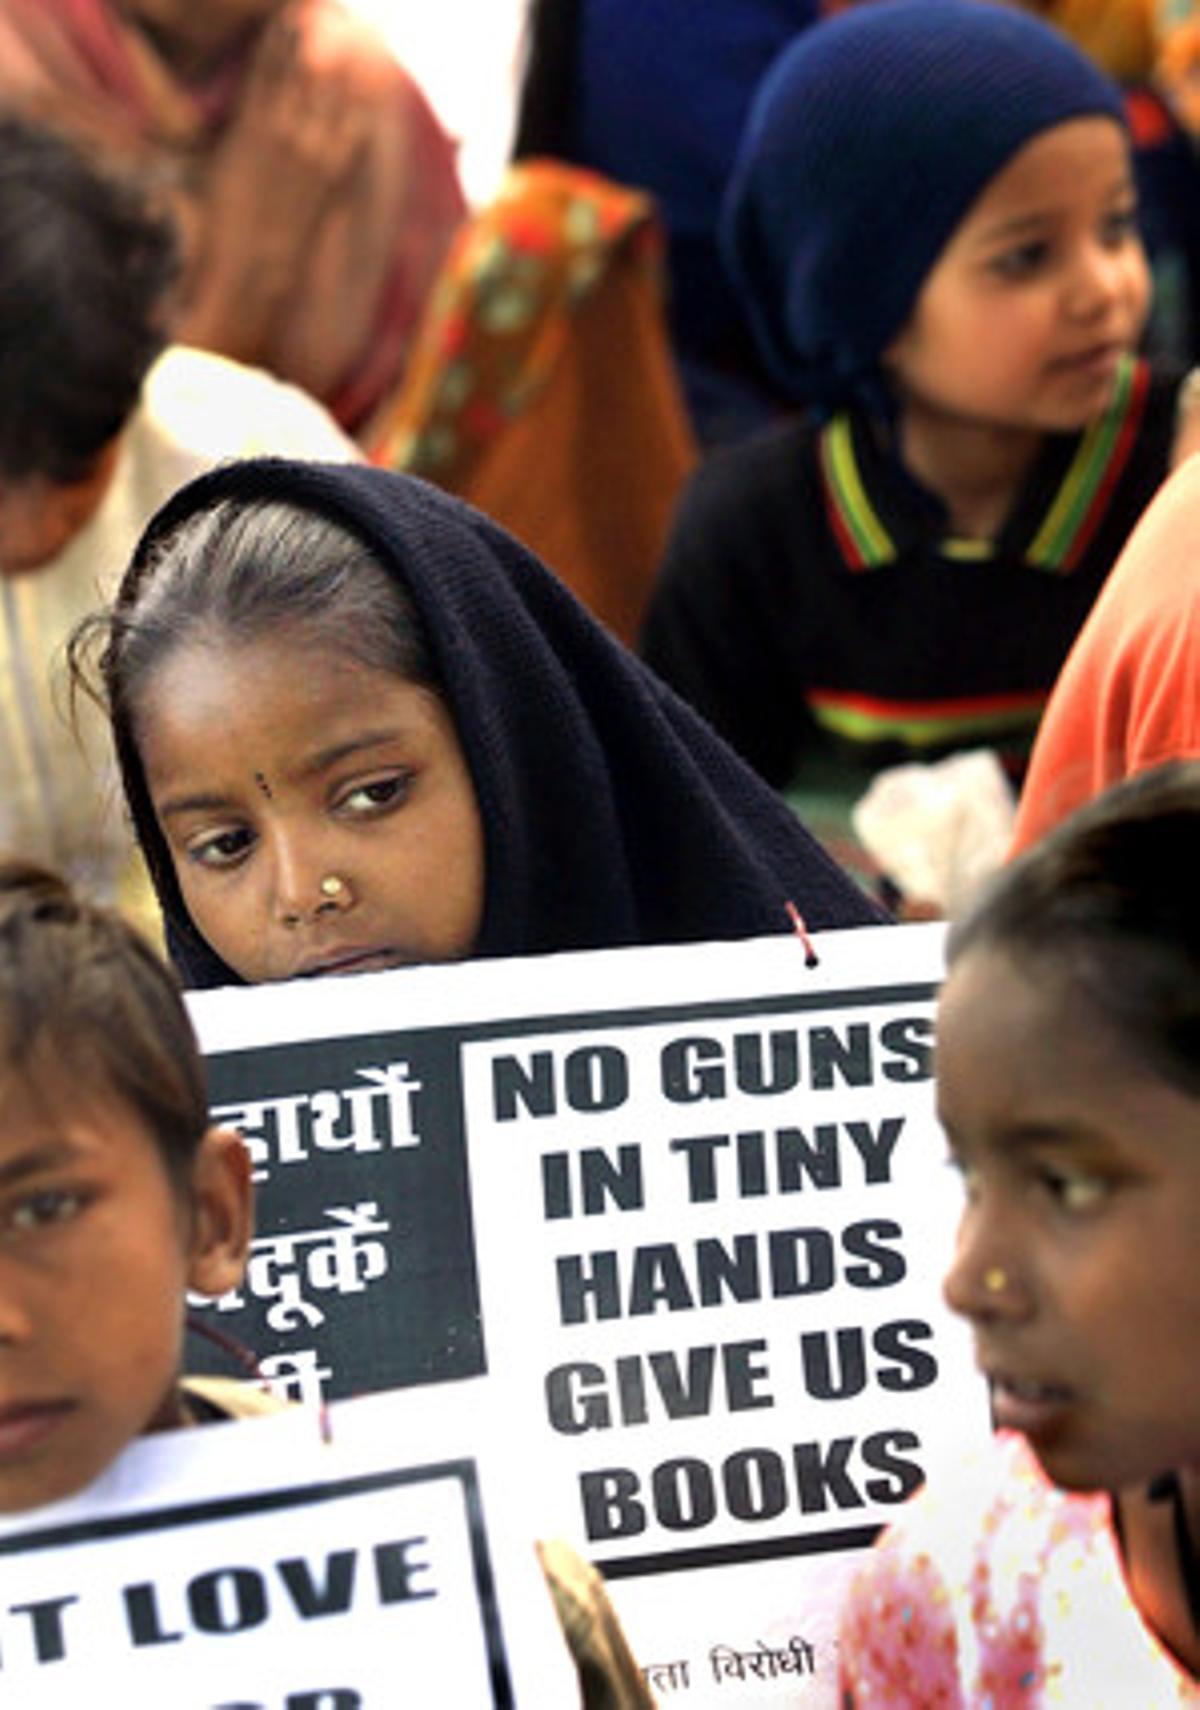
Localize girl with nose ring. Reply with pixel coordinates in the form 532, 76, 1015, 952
71, 457, 880, 990
839, 762, 1200, 1704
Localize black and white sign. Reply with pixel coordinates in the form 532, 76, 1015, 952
0, 1387, 579, 1709
187, 925, 993, 1707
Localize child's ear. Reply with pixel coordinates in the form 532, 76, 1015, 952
185, 1126, 253, 1298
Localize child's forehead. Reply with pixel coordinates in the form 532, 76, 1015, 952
937, 946, 1094, 1080
937, 943, 1175, 1119
0, 1052, 144, 1147
957, 116, 1133, 233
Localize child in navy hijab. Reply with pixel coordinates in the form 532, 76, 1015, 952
74, 458, 881, 988
642, 0, 1181, 794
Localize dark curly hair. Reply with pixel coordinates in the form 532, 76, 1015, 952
0, 114, 178, 485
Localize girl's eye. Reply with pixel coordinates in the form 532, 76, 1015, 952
1041, 1166, 1107, 1212
6, 1187, 86, 1234
336, 773, 413, 816
186, 826, 254, 870
1100, 205, 1139, 246
989, 240, 1049, 281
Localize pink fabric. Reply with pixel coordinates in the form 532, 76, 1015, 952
840, 1433, 1200, 1707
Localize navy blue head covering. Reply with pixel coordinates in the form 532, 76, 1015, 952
721, 0, 1127, 415
107, 459, 882, 987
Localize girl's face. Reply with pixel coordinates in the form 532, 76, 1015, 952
885, 116, 1150, 439
137, 632, 486, 984
0, 1071, 248, 1512
937, 946, 1200, 1494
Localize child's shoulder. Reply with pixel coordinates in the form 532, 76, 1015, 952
1080, 357, 1188, 527
676, 413, 823, 528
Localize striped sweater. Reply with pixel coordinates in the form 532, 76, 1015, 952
641, 357, 1180, 788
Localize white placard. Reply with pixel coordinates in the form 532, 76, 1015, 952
0, 1385, 579, 1709
186, 925, 992, 1707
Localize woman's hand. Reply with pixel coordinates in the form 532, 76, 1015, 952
179, 1, 369, 363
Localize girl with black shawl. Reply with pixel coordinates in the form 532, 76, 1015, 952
73, 458, 881, 989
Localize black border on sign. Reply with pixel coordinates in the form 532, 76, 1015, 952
600, 1523, 883, 1580
0, 1460, 515, 1710
442, 981, 939, 1046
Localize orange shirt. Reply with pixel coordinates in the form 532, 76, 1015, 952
1011, 453, 1200, 852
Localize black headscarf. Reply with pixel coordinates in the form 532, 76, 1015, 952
110, 459, 884, 987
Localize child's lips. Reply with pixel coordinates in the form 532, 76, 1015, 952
1050, 341, 1123, 376
0, 1400, 74, 1459
988, 1372, 1074, 1436
294, 945, 403, 978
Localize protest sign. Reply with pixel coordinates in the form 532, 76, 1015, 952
0, 1385, 578, 1709
188, 924, 993, 1705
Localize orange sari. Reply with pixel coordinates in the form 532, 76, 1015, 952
373, 161, 698, 645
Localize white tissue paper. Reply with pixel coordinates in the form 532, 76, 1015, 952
851, 748, 1016, 914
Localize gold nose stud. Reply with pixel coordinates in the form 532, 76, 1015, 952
320, 875, 346, 899
984, 1267, 1008, 1295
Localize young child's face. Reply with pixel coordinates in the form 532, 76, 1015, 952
937, 946, 1200, 1496
0, 449, 120, 577
136, 631, 487, 984
885, 116, 1149, 438
0, 1069, 248, 1511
